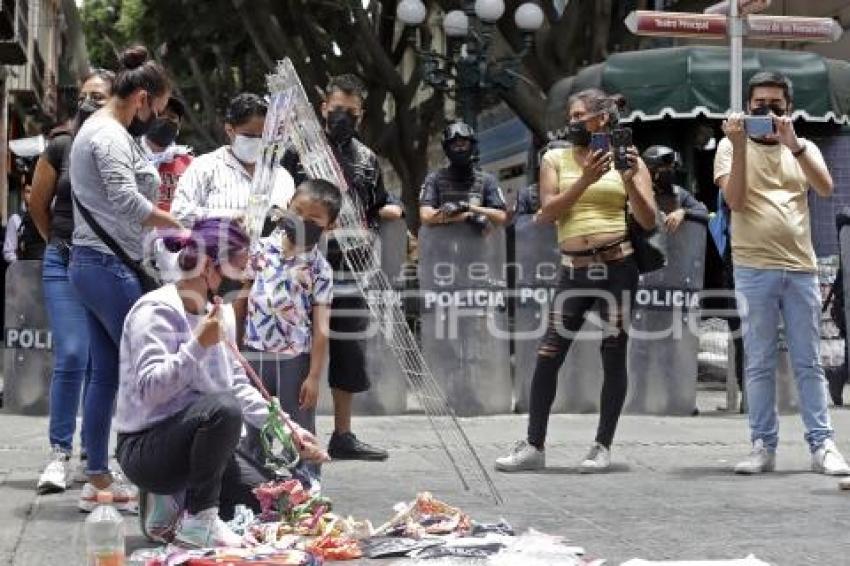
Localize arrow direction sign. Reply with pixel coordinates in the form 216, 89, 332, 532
624, 11, 728, 39
746, 15, 843, 42
705, 0, 771, 16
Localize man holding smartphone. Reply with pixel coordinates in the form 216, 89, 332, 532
714, 71, 849, 476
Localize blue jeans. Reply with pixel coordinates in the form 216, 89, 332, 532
69, 246, 143, 475
734, 266, 834, 452
43, 244, 90, 453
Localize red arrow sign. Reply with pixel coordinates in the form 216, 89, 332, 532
625, 11, 728, 39
746, 15, 843, 42
705, 0, 771, 16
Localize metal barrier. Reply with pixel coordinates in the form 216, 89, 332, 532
316, 218, 409, 415
418, 222, 511, 416
3, 260, 52, 415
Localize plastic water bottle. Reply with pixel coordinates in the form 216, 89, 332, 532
85, 491, 125, 566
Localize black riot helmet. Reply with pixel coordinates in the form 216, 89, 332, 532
442, 121, 477, 167
642, 145, 682, 174
442, 121, 476, 146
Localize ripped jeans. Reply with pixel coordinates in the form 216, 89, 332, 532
527, 256, 639, 449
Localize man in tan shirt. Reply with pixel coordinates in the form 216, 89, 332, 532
714, 71, 849, 477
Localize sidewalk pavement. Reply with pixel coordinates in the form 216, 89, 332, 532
2, 390, 850, 565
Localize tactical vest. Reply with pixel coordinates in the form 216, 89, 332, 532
433, 168, 485, 208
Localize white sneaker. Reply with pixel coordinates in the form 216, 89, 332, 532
140, 491, 184, 543
812, 439, 850, 476
839, 476, 850, 490
37, 447, 71, 494
72, 458, 88, 485
734, 439, 776, 474
494, 440, 545, 472
174, 508, 244, 548
579, 443, 611, 473
78, 472, 139, 514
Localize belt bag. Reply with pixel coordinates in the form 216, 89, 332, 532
72, 194, 161, 293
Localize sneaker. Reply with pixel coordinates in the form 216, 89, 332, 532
812, 439, 850, 476
327, 431, 388, 461
579, 443, 611, 474
140, 491, 184, 543
174, 508, 244, 548
494, 440, 545, 472
734, 439, 776, 474
79, 473, 139, 514
839, 476, 850, 490
72, 458, 88, 485
37, 447, 71, 494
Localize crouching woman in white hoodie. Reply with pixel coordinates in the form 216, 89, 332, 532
114, 217, 327, 548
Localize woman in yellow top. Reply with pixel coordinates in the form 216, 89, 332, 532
496, 89, 656, 473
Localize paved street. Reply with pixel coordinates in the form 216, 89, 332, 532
2, 390, 850, 565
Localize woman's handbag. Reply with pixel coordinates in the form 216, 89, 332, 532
627, 208, 667, 274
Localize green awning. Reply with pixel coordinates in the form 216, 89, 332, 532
546, 46, 850, 135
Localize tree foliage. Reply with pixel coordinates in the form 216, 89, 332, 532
80, 0, 646, 222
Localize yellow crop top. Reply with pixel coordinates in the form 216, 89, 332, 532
542, 147, 628, 242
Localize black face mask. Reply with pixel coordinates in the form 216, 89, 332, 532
654, 169, 676, 191
751, 104, 786, 117
146, 118, 179, 147
208, 268, 245, 304
128, 99, 156, 137
446, 144, 474, 168
75, 100, 102, 130
567, 121, 592, 147
280, 214, 324, 249
326, 109, 357, 146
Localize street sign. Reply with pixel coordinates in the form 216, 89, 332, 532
746, 15, 843, 43
624, 11, 728, 40
705, 0, 771, 16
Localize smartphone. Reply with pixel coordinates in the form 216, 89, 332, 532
612, 127, 633, 171
589, 132, 610, 153
744, 116, 775, 137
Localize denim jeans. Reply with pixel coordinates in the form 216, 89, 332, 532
69, 246, 143, 475
734, 266, 834, 452
43, 244, 90, 453
527, 255, 639, 448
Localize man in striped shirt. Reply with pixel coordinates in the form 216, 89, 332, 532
171, 93, 294, 225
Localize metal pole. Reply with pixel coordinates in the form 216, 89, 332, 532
729, 0, 744, 112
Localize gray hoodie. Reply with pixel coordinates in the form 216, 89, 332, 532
116, 284, 268, 433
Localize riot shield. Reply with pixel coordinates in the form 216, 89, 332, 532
419, 223, 511, 416
3, 260, 52, 415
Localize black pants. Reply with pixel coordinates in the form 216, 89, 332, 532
527, 256, 639, 449
117, 392, 273, 519
328, 293, 371, 393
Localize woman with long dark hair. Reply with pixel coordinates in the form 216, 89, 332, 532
495, 89, 656, 473
30, 68, 115, 494
68, 45, 182, 511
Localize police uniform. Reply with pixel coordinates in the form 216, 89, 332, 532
419, 167, 506, 213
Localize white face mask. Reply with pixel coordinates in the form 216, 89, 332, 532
230, 134, 262, 164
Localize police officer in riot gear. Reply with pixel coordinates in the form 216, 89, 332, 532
642, 145, 707, 232
419, 122, 507, 229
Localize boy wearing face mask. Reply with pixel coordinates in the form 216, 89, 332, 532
641, 145, 707, 234
715, 71, 849, 477
419, 122, 507, 230
171, 93, 295, 225
241, 180, 342, 465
